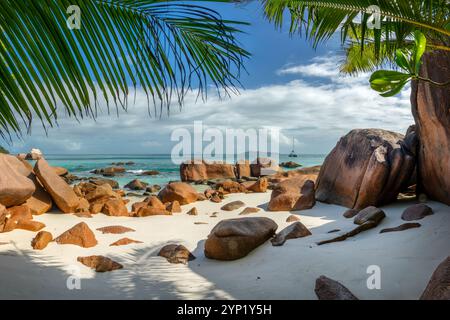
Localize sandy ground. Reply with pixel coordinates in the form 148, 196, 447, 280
0, 191, 448, 300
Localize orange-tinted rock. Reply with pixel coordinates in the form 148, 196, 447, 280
242, 178, 268, 193
420, 256, 450, 300
77, 255, 123, 272
166, 201, 181, 213
89, 202, 105, 214
158, 244, 196, 264
25, 175, 53, 215
158, 182, 198, 205
110, 238, 143, 246
0, 154, 35, 207
1, 205, 33, 232
76, 198, 90, 212
236, 160, 251, 178
180, 160, 208, 182
55, 222, 97, 248
145, 195, 166, 210
268, 178, 315, 211
205, 161, 236, 179
96, 225, 135, 234
74, 211, 93, 218
204, 217, 278, 260
267, 165, 321, 184
16, 220, 46, 232
250, 158, 280, 177
85, 184, 117, 203
34, 159, 79, 213
316, 129, 415, 209
132, 201, 147, 213
215, 180, 246, 194
136, 207, 171, 217
187, 207, 198, 216
31, 231, 53, 250
102, 199, 129, 217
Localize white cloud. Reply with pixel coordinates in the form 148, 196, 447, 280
9, 55, 414, 155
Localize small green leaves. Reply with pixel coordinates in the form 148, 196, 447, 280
413, 30, 427, 74
370, 70, 411, 97
370, 31, 427, 97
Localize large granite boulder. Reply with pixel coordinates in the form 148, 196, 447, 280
316, 129, 416, 209
250, 158, 280, 177
268, 177, 315, 211
158, 182, 198, 205
204, 217, 278, 260
0, 155, 36, 207
179, 160, 208, 182
34, 159, 80, 213
315, 276, 359, 300
411, 51, 450, 206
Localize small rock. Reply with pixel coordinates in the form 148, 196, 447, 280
271, 222, 311, 246
55, 222, 97, 248
286, 215, 300, 222
187, 207, 198, 216
77, 255, 123, 272
96, 226, 135, 234
158, 244, 196, 264
315, 275, 359, 300
328, 229, 341, 233
194, 222, 208, 225
221, 201, 245, 211
124, 179, 148, 191
239, 207, 260, 215
353, 206, 385, 225
110, 238, 143, 246
343, 209, 359, 218
401, 204, 433, 221
31, 231, 53, 250
140, 170, 159, 176
166, 201, 182, 213
15, 220, 46, 232
380, 223, 421, 233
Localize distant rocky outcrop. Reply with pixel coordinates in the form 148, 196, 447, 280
25, 148, 43, 160
280, 161, 301, 168
316, 129, 416, 209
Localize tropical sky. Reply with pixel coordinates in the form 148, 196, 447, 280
9, 1, 413, 155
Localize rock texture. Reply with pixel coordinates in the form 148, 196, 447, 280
420, 256, 450, 300
96, 225, 135, 234
34, 159, 79, 213
110, 238, 143, 246
401, 204, 433, 221
221, 201, 245, 211
158, 182, 198, 205
271, 222, 311, 246
268, 178, 315, 211
380, 223, 421, 234
239, 207, 260, 215
411, 51, 450, 206
353, 206, 386, 225
315, 129, 416, 209
31, 231, 53, 250
204, 217, 278, 260
77, 256, 123, 272
180, 160, 236, 182
315, 275, 359, 300
158, 244, 196, 264
55, 222, 97, 248
0, 154, 36, 207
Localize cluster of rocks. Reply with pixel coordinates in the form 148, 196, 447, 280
180, 158, 280, 182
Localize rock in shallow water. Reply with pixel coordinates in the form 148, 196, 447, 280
204, 217, 277, 261
315, 275, 359, 300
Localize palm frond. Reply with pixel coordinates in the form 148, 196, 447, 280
0, 0, 250, 140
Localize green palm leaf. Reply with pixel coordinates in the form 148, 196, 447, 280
0, 0, 250, 139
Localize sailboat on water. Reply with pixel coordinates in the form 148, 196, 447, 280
288, 137, 298, 158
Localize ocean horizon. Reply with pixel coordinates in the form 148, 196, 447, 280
43, 153, 326, 187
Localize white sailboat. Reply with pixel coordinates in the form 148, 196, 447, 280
288, 137, 298, 158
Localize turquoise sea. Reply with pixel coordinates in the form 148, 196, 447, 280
45, 154, 326, 188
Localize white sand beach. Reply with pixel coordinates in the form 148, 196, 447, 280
0, 191, 448, 300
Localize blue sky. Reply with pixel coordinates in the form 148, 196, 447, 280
8, 1, 413, 155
